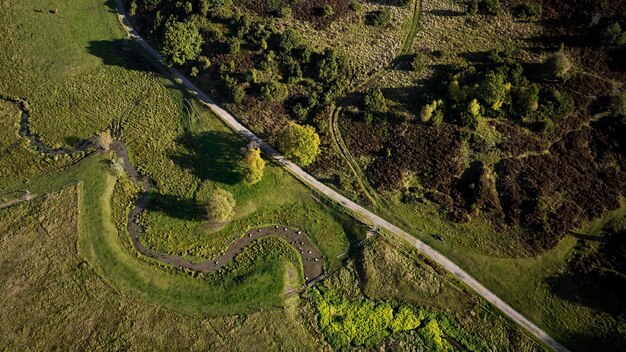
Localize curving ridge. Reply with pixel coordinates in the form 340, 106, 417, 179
113, 140, 324, 282
112, 1, 569, 351
9, 98, 325, 283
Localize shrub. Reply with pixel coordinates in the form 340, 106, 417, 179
206, 187, 236, 223
243, 143, 266, 184
259, 80, 288, 102
349, 0, 362, 12
478, 71, 507, 111
364, 88, 388, 124
611, 89, 626, 116
162, 21, 203, 65
412, 52, 428, 73
94, 130, 113, 150
366, 10, 392, 26
420, 100, 439, 124
515, 2, 542, 21
323, 5, 334, 17
602, 22, 622, 44
466, 0, 478, 16
484, 0, 500, 15
197, 55, 211, 70
278, 6, 292, 18
227, 38, 241, 54
278, 122, 321, 166
545, 49, 572, 79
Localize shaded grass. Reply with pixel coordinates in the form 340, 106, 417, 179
0, 181, 325, 351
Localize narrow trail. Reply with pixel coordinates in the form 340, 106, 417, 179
7, 98, 325, 283
112, 1, 570, 350
0, 193, 36, 210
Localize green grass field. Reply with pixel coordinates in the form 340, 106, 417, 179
1, 0, 620, 350
0, 183, 326, 350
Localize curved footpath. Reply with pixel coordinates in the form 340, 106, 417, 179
8, 98, 325, 283
113, 1, 569, 350
113, 143, 323, 281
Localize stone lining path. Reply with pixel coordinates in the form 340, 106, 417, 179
9, 101, 325, 284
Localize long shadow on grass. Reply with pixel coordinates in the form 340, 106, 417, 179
145, 192, 204, 220
87, 39, 155, 72
171, 131, 244, 185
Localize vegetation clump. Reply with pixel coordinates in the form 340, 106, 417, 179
162, 21, 203, 65
243, 143, 265, 185
278, 122, 321, 166
206, 187, 236, 223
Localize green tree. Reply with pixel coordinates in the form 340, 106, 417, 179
243, 143, 266, 184
206, 187, 236, 223
162, 21, 203, 65
278, 122, 321, 166
259, 80, 288, 102
479, 71, 507, 110
364, 88, 388, 124
420, 100, 439, 124
545, 48, 572, 79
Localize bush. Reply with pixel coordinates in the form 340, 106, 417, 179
94, 131, 113, 150
349, 0, 362, 12
601, 22, 626, 46
227, 38, 241, 54
278, 122, 321, 166
515, 2, 542, 21
545, 49, 572, 79
206, 187, 236, 223
478, 71, 507, 111
420, 100, 439, 124
484, 0, 500, 15
466, 0, 478, 16
243, 143, 266, 184
611, 89, 626, 116
366, 10, 392, 26
259, 80, 288, 102
412, 52, 428, 73
197, 55, 212, 70
323, 5, 334, 17
364, 88, 388, 124
162, 21, 203, 65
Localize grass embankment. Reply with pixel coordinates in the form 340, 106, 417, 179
0, 181, 325, 350
0, 0, 351, 269
0, 0, 349, 315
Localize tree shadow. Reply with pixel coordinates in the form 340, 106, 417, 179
170, 131, 245, 185
87, 39, 157, 72
145, 192, 205, 221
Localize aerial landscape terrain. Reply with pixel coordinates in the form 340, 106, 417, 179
0, 0, 624, 351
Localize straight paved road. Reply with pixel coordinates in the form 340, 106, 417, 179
113, 2, 568, 350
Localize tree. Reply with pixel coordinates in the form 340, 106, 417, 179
420, 100, 439, 124
206, 187, 236, 223
243, 143, 266, 184
467, 98, 481, 117
162, 21, 203, 65
259, 80, 288, 101
545, 48, 572, 80
278, 122, 321, 166
478, 71, 507, 110
364, 88, 388, 124
611, 89, 626, 116
95, 131, 113, 150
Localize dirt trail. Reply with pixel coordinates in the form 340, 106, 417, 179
112, 1, 570, 350
10, 101, 325, 283
113, 142, 323, 280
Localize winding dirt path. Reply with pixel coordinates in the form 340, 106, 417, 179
113, 1, 569, 350
113, 141, 323, 281
10, 100, 325, 283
